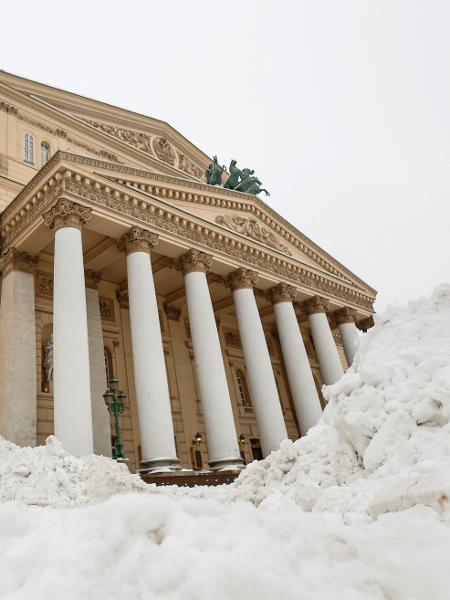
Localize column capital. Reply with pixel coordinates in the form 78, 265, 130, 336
85, 269, 101, 290
270, 282, 297, 304
226, 267, 258, 290
357, 315, 375, 332
333, 307, 358, 325
0, 248, 37, 276
117, 226, 158, 255
303, 295, 330, 316
179, 249, 213, 275
43, 198, 92, 231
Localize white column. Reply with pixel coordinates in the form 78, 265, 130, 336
305, 296, 344, 385
119, 227, 179, 472
44, 199, 94, 456
271, 284, 322, 435
334, 308, 360, 366
181, 250, 242, 471
228, 268, 288, 457
0, 249, 37, 446
85, 271, 112, 457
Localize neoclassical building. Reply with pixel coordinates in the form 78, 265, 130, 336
0, 71, 375, 474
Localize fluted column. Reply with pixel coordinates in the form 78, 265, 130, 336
0, 249, 37, 446
304, 296, 344, 385
333, 307, 360, 366
85, 270, 112, 457
119, 227, 179, 472
180, 249, 242, 471
43, 199, 93, 456
270, 283, 322, 435
228, 268, 288, 457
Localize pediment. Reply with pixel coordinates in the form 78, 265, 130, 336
98, 167, 371, 292
0, 70, 210, 183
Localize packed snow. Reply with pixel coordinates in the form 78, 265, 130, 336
1, 285, 450, 599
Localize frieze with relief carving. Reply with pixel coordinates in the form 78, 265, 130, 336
85, 121, 204, 178
216, 214, 292, 256
153, 137, 176, 165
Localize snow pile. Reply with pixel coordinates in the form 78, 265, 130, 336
0, 435, 147, 506
232, 284, 450, 520
1, 286, 450, 599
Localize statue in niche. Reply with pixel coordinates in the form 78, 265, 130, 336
223, 159, 270, 196
43, 334, 54, 390
205, 155, 225, 185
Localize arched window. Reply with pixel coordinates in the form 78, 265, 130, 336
41, 142, 50, 166
104, 347, 114, 386
235, 368, 252, 408
24, 133, 34, 163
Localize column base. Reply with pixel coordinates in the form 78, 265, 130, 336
139, 457, 182, 475
208, 456, 245, 472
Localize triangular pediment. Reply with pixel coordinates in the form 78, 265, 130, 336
95, 165, 373, 293
0, 70, 211, 183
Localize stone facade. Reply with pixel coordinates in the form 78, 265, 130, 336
0, 72, 376, 473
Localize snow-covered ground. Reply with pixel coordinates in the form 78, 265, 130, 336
1, 285, 450, 599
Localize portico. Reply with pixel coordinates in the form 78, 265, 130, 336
0, 152, 375, 472
0, 72, 376, 474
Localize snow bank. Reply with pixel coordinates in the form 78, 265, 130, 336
1, 285, 450, 599
232, 284, 450, 520
0, 435, 147, 506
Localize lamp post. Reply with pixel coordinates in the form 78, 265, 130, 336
103, 376, 126, 461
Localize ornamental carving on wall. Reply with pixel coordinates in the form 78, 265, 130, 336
85, 121, 204, 178
37, 273, 54, 298
152, 137, 176, 165
215, 214, 292, 256
99, 297, 115, 322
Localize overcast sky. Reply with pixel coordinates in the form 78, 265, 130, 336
2, 1, 449, 310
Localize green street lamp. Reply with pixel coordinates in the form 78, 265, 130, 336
103, 376, 126, 461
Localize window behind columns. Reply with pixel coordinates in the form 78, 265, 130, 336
104, 347, 114, 385
235, 368, 252, 408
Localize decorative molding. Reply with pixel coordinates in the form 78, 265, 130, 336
303, 296, 330, 316
36, 271, 53, 298
85, 269, 101, 290
224, 328, 241, 348
117, 226, 158, 255
357, 315, 375, 332
152, 137, 176, 165
179, 249, 212, 275
177, 152, 203, 179
270, 282, 297, 304
226, 267, 258, 291
0, 248, 36, 276
116, 289, 129, 308
333, 307, 358, 325
0, 101, 18, 115
83, 121, 204, 179
164, 304, 182, 321
43, 198, 92, 231
99, 296, 115, 321
216, 214, 292, 256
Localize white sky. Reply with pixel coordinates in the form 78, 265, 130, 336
2, 0, 449, 310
